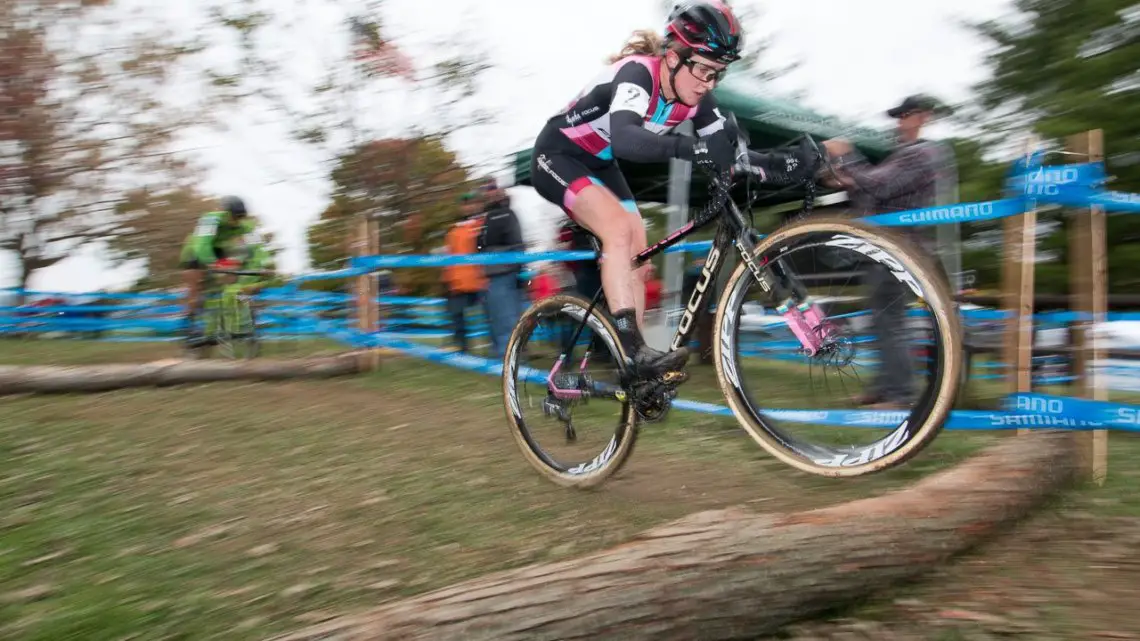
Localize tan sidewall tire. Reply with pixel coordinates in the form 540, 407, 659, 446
502, 294, 638, 489
712, 216, 963, 477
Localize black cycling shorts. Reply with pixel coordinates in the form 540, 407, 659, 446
530, 123, 640, 220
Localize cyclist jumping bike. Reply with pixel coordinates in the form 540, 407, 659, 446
505, 1, 963, 487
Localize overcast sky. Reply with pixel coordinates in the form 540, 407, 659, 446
2, 0, 1013, 293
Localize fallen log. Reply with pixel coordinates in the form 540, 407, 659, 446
273, 432, 1077, 641
0, 352, 365, 395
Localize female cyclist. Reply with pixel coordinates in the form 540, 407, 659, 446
530, 1, 814, 378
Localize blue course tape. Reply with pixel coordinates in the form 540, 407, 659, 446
1090, 191, 1140, 213
1005, 393, 1140, 430
319, 322, 1140, 433
864, 198, 1027, 227
350, 240, 715, 271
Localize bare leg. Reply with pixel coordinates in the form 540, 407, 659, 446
182, 269, 204, 320
567, 186, 637, 314
628, 216, 649, 328
567, 184, 688, 374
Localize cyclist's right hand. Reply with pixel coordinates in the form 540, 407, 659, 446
679, 132, 735, 175
212, 258, 241, 272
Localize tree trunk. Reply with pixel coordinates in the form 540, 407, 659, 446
0, 353, 366, 396
16, 263, 30, 305
273, 432, 1077, 641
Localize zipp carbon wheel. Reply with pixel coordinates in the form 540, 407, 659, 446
713, 216, 963, 477
502, 293, 637, 489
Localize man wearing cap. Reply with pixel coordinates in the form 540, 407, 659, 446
476, 177, 526, 359
822, 94, 950, 409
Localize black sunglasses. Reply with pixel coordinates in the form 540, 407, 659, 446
681, 58, 727, 83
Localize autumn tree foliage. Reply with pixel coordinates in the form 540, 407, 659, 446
0, 0, 204, 297
307, 136, 473, 294
206, 0, 493, 288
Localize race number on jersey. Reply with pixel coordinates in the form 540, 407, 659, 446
611, 82, 650, 116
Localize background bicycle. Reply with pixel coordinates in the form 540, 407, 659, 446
184, 267, 275, 360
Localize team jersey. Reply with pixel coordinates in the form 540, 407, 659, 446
553, 55, 727, 161
179, 211, 254, 265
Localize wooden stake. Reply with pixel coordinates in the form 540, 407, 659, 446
1066, 129, 1108, 484
1002, 144, 1037, 435
354, 216, 381, 372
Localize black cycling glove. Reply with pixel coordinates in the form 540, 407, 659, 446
758, 138, 822, 185
676, 131, 736, 175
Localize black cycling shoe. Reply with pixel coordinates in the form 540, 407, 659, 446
611, 307, 690, 379
628, 344, 690, 379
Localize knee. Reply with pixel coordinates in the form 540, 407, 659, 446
629, 218, 648, 251
600, 218, 636, 254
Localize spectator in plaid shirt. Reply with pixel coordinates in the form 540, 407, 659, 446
823, 94, 950, 409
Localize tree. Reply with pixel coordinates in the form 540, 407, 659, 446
308, 137, 474, 295
0, 0, 207, 298
107, 183, 216, 290
0, 0, 204, 299
203, 0, 495, 279
972, 0, 1140, 293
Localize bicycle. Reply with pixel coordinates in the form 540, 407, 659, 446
184, 268, 273, 361
502, 115, 963, 488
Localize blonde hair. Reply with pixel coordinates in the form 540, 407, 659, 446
608, 30, 666, 63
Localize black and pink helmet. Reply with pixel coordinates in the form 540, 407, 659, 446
665, 1, 743, 65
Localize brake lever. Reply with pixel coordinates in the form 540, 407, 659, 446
803, 134, 841, 185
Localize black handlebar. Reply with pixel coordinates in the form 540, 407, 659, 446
697, 111, 842, 223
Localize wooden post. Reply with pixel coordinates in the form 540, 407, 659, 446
1066, 129, 1108, 484
354, 216, 381, 372
1001, 147, 1037, 435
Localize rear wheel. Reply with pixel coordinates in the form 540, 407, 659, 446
502, 293, 637, 488
713, 216, 963, 477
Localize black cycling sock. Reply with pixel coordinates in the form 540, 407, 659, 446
611, 308, 644, 354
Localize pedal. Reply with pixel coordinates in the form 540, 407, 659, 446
542, 396, 577, 442
631, 378, 674, 423
661, 370, 689, 386
542, 396, 572, 423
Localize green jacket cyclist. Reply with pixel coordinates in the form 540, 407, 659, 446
180, 196, 276, 342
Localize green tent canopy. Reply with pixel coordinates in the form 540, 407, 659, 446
510, 72, 895, 205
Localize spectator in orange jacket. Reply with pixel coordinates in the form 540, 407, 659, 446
443, 193, 487, 353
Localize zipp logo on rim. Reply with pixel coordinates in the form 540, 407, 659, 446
719, 299, 741, 389
815, 422, 911, 467
823, 234, 924, 297
671, 247, 721, 350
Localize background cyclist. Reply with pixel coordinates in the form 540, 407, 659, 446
178, 195, 266, 345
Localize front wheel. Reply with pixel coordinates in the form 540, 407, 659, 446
713, 216, 963, 477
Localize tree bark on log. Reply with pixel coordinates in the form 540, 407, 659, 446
272, 432, 1077, 641
0, 353, 365, 395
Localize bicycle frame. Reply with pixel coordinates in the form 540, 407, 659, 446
557, 187, 806, 385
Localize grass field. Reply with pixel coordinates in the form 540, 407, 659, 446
1, 339, 1138, 640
